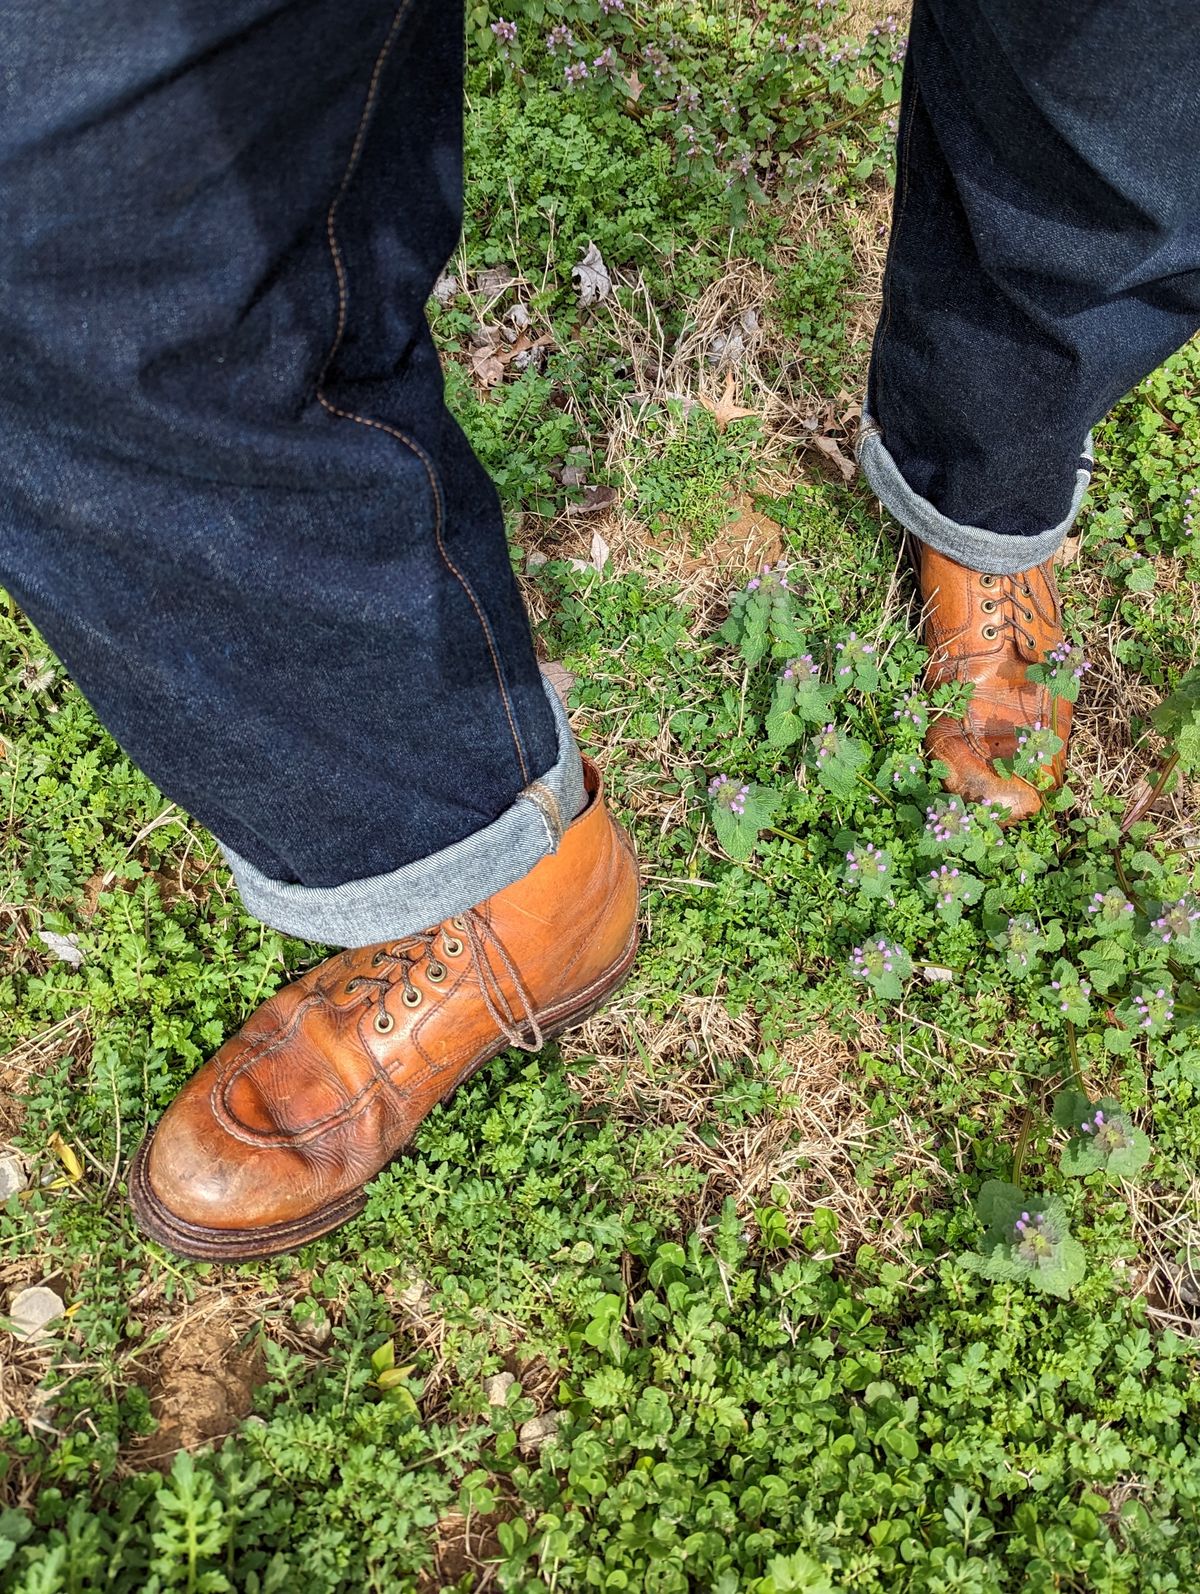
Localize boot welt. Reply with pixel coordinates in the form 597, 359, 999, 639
128, 922, 640, 1262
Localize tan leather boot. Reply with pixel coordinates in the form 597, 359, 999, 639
917, 541, 1070, 823
130, 760, 638, 1260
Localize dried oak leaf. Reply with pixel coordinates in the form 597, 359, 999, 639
697, 371, 759, 433
565, 485, 619, 516
573, 242, 612, 308
809, 432, 857, 483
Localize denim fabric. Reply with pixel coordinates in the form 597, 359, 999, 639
866, 0, 1200, 555
224, 672, 583, 947
0, 0, 562, 913
858, 419, 1094, 576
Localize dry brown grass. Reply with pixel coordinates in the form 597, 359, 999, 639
562, 995, 948, 1268
1126, 1174, 1200, 1339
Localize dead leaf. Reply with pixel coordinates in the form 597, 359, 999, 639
623, 69, 644, 103
573, 242, 611, 308
565, 485, 619, 516
697, 371, 759, 433
432, 272, 458, 305
540, 662, 577, 709
37, 931, 84, 969
470, 345, 505, 389
503, 302, 531, 335
470, 330, 553, 390
1058, 530, 1084, 567
568, 528, 611, 573
476, 265, 517, 297
809, 432, 857, 483
559, 464, 588, 488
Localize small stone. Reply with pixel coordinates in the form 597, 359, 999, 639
483, 1371, 516, 1408
297, 1316, 331, 1349
431, 272, 459, 305
518, 1412, 560, 1453
0, 1153, 27, 1200
8, 1285, 66, 1341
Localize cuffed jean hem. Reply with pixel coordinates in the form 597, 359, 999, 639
856, 412, 1092, 575
220, 674, 585, 948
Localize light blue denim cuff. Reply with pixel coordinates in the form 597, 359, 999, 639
221, 674, 584, 948
856, 410, 1092, 576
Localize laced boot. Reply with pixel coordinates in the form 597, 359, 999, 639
130, 759, 639, 1260
916, 541, 1070, 823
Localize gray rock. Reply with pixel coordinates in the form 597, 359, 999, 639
483, 1371, 516, 1407
518, 1412, 560, 1452
0, 1153, 27, 1201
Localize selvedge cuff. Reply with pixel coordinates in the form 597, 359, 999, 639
856, 410, 1092, 576
221, 674, 585, 948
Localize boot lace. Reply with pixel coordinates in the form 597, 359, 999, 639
343, 909, 544, 1052
978, 571, 1037, 650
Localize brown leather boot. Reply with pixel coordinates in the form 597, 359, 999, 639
130, 760, 638, 1260
916, 541, 1070, 823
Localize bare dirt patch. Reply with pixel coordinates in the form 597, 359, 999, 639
135, 1310, 267, 1470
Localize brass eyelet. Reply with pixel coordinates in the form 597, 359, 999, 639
979, 573, 997, 587
980, 598, 998, 613
1023, 608, 1034, 622
374, 1010, 395, 1034
981, 624, 998, 641
426, 961, 447, 984
371, 950, 385, 966
450, 916, 466, 931
345, 978, 360, 993
442, 935, 464, 958
402, 987, 423, 1009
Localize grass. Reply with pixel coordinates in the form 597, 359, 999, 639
4, 3, 1200, 1590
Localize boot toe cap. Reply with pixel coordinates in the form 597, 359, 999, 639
926, 719, 1044, 824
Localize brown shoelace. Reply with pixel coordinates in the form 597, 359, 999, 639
976, 571, 1037, 651
343, 909, 544, 1051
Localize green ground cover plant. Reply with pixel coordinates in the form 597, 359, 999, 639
3, 3, 1200, 1590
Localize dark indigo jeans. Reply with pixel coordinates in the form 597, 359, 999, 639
860, 0, 1200, 576
0, 0, 583, 946
2, 3, 1198, 945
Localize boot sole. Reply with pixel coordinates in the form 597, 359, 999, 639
127, 921, 640, 1262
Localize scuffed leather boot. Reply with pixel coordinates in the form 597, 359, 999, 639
130, 760, 639, 1260
916, 541, 1070, 823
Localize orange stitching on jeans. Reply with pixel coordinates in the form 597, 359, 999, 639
316, 1, 531, 784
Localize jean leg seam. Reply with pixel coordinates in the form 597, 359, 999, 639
316, 1, 532, 787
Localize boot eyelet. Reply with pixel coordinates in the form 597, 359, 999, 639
442, 935, 464, 958
371, 951, 386, 966
981, 624, 998, 641
402, 988, 423, 1009
979, 574, 997, 587
450, 916, 466, 931
374, 1010, 395, 1034
980, 599, 998, 613
426, 961, 447, 984
345, 978, 360, 993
